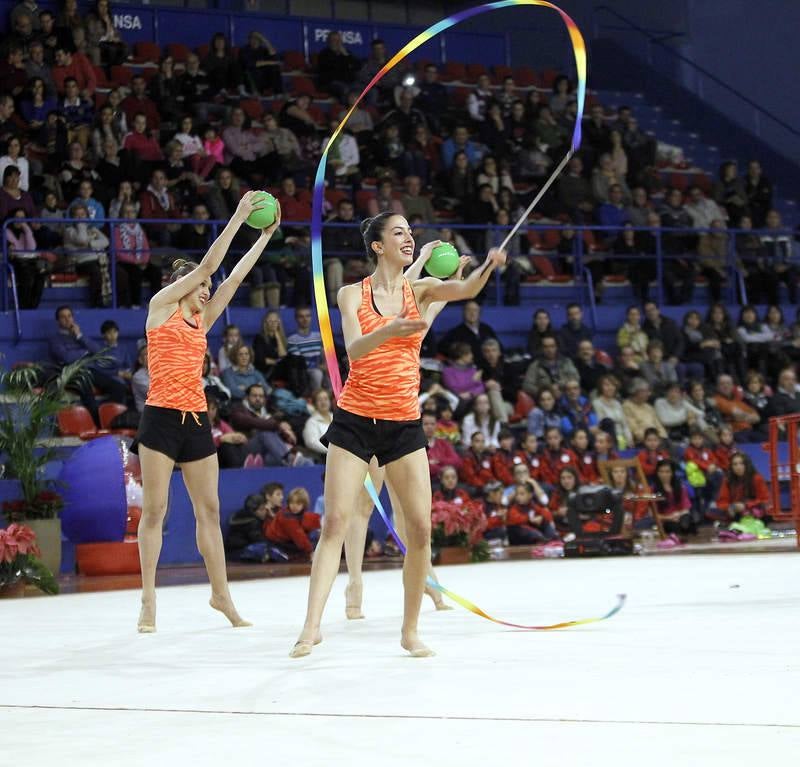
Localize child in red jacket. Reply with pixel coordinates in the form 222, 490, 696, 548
571, 428, 600, 484
490, 428, 517, 486
539, 427, 579, 486
481, 480, 507, 542
513, 431, 545, 482
433, 465, 471, 505
683, 427, 725, 521
717, 452, 771, 521
460, 431, 496, 492
637, 428, 671, 484
264, 487, 320, 559
506, 482, 557, 543
714, 425, 737, 473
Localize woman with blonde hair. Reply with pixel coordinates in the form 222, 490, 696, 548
253, 309, 288, 377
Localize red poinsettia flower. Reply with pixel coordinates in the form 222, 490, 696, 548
0, 528, 19, 563
6, 524, 40, 557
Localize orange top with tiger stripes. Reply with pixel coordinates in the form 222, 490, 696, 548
337, 277, 424, 422
146, 308, 208, 412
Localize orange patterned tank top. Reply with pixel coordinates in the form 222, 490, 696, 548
337, 277, 424, 421
146, 308, 207, 412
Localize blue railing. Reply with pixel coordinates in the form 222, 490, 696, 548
592, 4, 800, 152
3, 216, 795, 325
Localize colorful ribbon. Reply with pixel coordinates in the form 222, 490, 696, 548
311, 3, 624, 630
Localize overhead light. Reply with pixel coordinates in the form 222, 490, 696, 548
403, 74, 416, 87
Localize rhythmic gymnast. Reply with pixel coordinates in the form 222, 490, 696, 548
135, 193, 281, 633
342, 250, 472, 619
290, 212, 506, 657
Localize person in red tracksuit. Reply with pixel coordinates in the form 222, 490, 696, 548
481, 480, 507, 542
548, 466, 581, 529
460, 431, 497, 492
513, 432, 545, 482
570, 427, 600, 484
713, 425, 737, 473
637, 427, 671, 484
264, 487, 321, 559
490, 428, 518, 486
608, 463, 651, 530
683, 427, 725, 520
539, 426, 580, 486
506, 482, 558, 543
433, 465, 471, 505
716, 452, 771, 521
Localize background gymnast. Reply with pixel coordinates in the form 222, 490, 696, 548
135, 193, 281, 633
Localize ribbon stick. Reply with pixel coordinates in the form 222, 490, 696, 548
312, 3, 625, 630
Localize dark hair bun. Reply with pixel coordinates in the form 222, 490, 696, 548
171, 258, 189, 270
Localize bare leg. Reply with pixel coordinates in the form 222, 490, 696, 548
137, 445, 176, 632
291, 445, 369, 657
182, 454, 250, 628
385, 449, 435, 657
386, 479, 452, 611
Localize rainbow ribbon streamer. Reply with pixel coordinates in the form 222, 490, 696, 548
312, 2, 624, 630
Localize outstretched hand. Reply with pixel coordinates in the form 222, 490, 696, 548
387, 310, 427, 338
260, 200, 282, 239
487, 247, 507, 268
417, 239, 442, 264
452, 255, 472, 280
234, 190, 266, 223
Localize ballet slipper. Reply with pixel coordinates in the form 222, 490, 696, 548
289, 632, 322, 658
426, 584, 454, 611
401, 633, 435, 658
138, 599, 156, 633
345, 582, 365, 620
209, 596, 252, 627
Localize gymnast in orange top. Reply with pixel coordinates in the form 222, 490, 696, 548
291, 212, 506, 658
135, 192, 281, 634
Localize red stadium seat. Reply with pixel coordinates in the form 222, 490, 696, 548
292, 76, 317, 97
509, 391, 535, 423
492, 65, 513, 83
539, 68, 559, 88
240, 99, 264, 121
441, 61, 466, 82
513, 66, 536, 87
283, 50, 307, 71
98, 402, 128, 430
465, 63, 487, 82
167, 43, 191, 62
110, 66, 132, 87
57, 406, 111, 441
132, 41, 161, 64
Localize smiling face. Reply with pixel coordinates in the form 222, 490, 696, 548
180, 275, 211, 315
373, 214, 415, 266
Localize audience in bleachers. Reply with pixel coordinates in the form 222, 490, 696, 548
2, 6, 797, 553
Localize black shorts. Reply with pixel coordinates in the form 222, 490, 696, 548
321, 407, 426, 467
132, 405, 216, 463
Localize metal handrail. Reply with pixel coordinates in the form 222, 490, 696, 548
4, 262, 21, 344
593, 4, 800, 141
3, 216, 795, 314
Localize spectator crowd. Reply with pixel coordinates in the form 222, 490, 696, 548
2, 2, 795, 559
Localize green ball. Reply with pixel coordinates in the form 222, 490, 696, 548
425, 243, 460, 278
246, 191, 277, 229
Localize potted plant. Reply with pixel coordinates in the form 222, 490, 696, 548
0, 523, 59, 596
431, 499, 489, 564
0, 356, 97, 575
